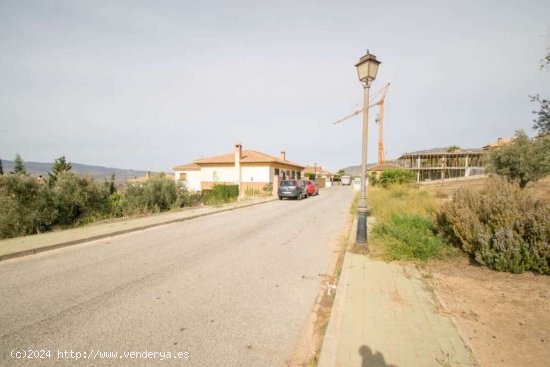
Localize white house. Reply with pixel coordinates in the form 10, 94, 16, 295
173, 144, 305, 195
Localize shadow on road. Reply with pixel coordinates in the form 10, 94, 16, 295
359, 345, 398, 367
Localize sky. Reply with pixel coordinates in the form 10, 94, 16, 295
0, 0, 549, 172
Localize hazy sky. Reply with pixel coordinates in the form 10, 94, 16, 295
1, 0, 549, 172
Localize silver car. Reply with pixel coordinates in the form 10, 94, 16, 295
278, 180, 307, 200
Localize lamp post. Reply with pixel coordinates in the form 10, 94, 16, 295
355, 50, 381, 245
314, 162, 317, 179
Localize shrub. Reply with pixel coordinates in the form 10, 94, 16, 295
122, 174, 177, 215
174, 182, 201, 208
378, 169, 415, 188
368, 172, 378, 186
202, 184, 239, 205
373, 213, 453, 261
0, 174, 55, 238
244, 184, 273, 197
49, 172, 112, 226
437, 176, 550, 274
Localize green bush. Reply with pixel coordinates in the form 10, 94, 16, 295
0, 174, 55, 238
0, 172, 114, 238
373, 213, 453, 261
437, 176, 550, 274
50, 172, 112, 226
175, 182, 202, 208
368, 172, 378, 186
202, 184, 239, 205
378, 169, 415, 188
121, 174, 177, 215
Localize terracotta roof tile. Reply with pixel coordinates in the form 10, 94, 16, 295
193, 150, 304, 169
173, 163, 200, 171
368, 163, 405, 171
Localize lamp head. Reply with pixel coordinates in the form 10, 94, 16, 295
355, 50, 381, 84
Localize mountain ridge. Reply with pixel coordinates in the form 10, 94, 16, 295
0, 160, 155, 182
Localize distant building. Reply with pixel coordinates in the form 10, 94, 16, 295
173, 144, 305, 195
396, 147, 485, 182
303, 165, 335, 179
128, 172, 174, 186
482, 137, 513, 151
367, 161, 404, 178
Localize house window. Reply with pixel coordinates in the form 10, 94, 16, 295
180, 173, 187, 180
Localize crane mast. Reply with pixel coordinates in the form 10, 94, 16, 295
333, 83, 391, 165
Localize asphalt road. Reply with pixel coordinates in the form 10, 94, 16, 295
0, 186, 355, 367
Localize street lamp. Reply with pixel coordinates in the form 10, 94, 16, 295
355, 50, 381, 245
314, 162, 317, 179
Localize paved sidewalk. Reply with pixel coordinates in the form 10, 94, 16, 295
318, 253, 476, 367
0, 196, 275, 261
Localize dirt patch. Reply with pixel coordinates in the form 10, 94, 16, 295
420, 255, 550, 367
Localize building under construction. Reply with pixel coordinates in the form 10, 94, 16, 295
396, 147, 486, 182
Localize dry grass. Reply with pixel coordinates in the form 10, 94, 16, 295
422, 176, 550, 204
366, 184, 456, 261
367, 184, 438, 221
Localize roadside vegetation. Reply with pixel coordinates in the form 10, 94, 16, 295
437, 176, 549, 274
368, 175, 549, 274
367, 183, 455, 261
364, 66, 550, 273
0, 155, 236, 240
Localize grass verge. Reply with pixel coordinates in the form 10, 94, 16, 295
367, 184, 456, 261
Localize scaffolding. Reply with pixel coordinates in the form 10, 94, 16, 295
396, 149, 485, 182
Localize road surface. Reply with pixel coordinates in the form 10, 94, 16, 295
0, 186, 355, 366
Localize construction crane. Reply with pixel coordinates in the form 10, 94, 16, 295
334, 82, 391, 164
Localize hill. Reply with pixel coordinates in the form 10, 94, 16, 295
340, 163, 377, 177
0, 160, 152, 183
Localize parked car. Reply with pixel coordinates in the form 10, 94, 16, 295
304, 180, 319, 196
278, 180, 307, 200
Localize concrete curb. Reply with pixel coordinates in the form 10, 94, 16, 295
0, 198, 277, 262
317, 215, 357, 367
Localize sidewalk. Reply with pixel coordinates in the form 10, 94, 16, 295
318, 233, 476, 366
0, 196, 276, 261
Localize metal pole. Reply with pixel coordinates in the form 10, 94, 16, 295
356, 81, 371, 245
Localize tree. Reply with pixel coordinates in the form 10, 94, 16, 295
0, 157, 3, 175
531, 48, 550, 135
487, 130, 550, 188
540, 46, 549, 71
447, 145, 460, 152
378, 169, 415, 188
337, 169, 346, 176
107, 173, 116, 195
48, 155, 72, 186
13, 154, 27, 175
530, 95, 550, 135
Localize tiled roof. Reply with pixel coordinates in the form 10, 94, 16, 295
128, 173, 174, 183
303, 165, 335, 175
193, 150, 305, 169
368, 163, 405, 171
173, 163, 200, 171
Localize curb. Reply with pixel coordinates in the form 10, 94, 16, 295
317, 215, 357, 367
0, 198, 277, 262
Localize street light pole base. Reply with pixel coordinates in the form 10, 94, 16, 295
356, 204, 368, 246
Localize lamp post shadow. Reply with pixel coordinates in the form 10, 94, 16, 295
359, 345, 399, 367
